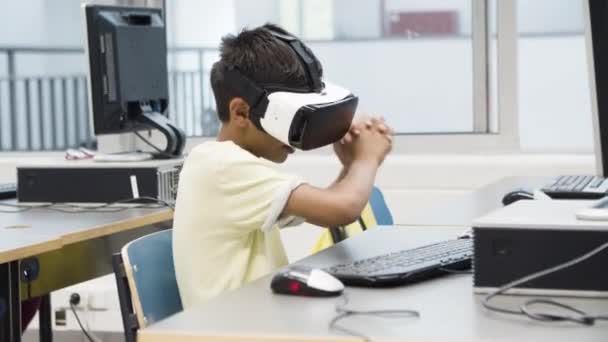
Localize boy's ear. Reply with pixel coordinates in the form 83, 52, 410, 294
228, 98, 251, 128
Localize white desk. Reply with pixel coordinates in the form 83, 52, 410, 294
139, 177, 608, 342
0, 205, 173, 342
140, 227, 607, 342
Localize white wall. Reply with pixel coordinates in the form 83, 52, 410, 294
384, 0, 585, 36
0, 0, 84, 77
309, 39, 474, 133
518, 0, 584, 34
0, 0, 80, 47
333, 0, 381, 39
384, 0, 472, 35
167, 0, 236, 47
234, 0, 281, 30
518, 36, 592, 151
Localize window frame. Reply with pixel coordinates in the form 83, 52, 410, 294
185, 0, 520, 154
391, 0, 519, 153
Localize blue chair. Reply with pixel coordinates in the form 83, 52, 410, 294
113, 229, 182, 342
368, 186, 394, 225
311, 186, 394, 253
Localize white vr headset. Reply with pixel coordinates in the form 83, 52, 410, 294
223, 30, 359, 151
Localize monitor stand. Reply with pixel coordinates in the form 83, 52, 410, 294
135, 111, 186, 158
94, 134, 153, 163
93, 151, 153, 162
94, 115, 186, 162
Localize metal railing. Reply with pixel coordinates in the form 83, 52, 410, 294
0, 46, 220, 151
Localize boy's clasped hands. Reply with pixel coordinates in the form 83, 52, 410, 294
334, 115, 394, 167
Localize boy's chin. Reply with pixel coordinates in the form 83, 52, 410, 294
267, 153, 289, 163
266, 146, 294, 163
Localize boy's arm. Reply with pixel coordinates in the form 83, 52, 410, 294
329, 166, 348, 188
283, 117, 392, 227
283, 159, 378, 227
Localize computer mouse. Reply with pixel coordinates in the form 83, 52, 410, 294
502, 189, 535, 206
271, 265, 344, 297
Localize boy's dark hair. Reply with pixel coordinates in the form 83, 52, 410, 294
210, 23, 323, 122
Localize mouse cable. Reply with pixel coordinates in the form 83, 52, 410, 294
483, 241, 608, 325
329, 292, 420, 342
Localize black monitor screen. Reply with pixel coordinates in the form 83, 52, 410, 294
588, 0, 608, 176
84, 5, 169, 135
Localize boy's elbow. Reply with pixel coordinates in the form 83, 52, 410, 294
331, 199, 363, 226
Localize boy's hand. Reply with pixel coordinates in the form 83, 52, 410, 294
351, 117, 393, 166
352, 115, 392, 137
334, 116, 392, 166
287, 117, 392, 227
334, 116, 393, 167
333, 121, 367, 167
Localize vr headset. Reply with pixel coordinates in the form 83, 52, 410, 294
223, 30, 359, 150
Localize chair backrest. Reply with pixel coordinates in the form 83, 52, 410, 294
368, 186, 394, 225
120, 229, 182, 328
311, 186, 393, 253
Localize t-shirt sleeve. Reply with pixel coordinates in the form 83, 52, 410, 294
218, 158, 304, 232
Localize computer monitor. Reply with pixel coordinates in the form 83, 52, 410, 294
83, 4, 185, 157
584, 0, 608, 177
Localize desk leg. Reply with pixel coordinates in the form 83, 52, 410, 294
39, 294, 52, 342
0, 261, 22, 342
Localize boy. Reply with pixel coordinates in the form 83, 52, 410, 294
173, 24, 392, 308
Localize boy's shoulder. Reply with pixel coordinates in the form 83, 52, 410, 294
187, 140, 268, 168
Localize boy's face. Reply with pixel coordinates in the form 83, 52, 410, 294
224, 98, 295, 163
250, 128, 295, 163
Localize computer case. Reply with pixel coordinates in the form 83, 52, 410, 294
472, 200, 608, 297
17, 159, 182, 204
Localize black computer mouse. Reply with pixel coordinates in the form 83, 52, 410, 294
502, 189, 535, 206
271, 265, 344, 297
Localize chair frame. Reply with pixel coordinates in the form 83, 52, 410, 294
112, 253, 139, 342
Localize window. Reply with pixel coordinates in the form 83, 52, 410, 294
168, 0, 492, 136
0, 0, 86, 151
517, 0, 592, 152
0, 0, 519, 153
167, 0, 522, 153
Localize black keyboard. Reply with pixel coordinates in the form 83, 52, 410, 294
325, 238, 473, 287
541, 175, 607, 199
0, 183, 17, 200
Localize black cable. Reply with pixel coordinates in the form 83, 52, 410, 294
70, 303, 96, 342
0, 208, 35, 213
482, 241, 608, 325
23, 269, 32, 299
358, 217, 368, 231
49, 196, 174, 212
0, 202, 54, 213
0, 204, 166, 214
134, 130, 174, 159
329, 292, 420, 342
438, 267, 473, 274
0, 196, 174, 213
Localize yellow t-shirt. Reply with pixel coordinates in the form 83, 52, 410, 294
173, 141, 303, 308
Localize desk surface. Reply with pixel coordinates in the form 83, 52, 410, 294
140, 227, 608, 342
0, 206, 172, 263
0, 230, 60, 264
